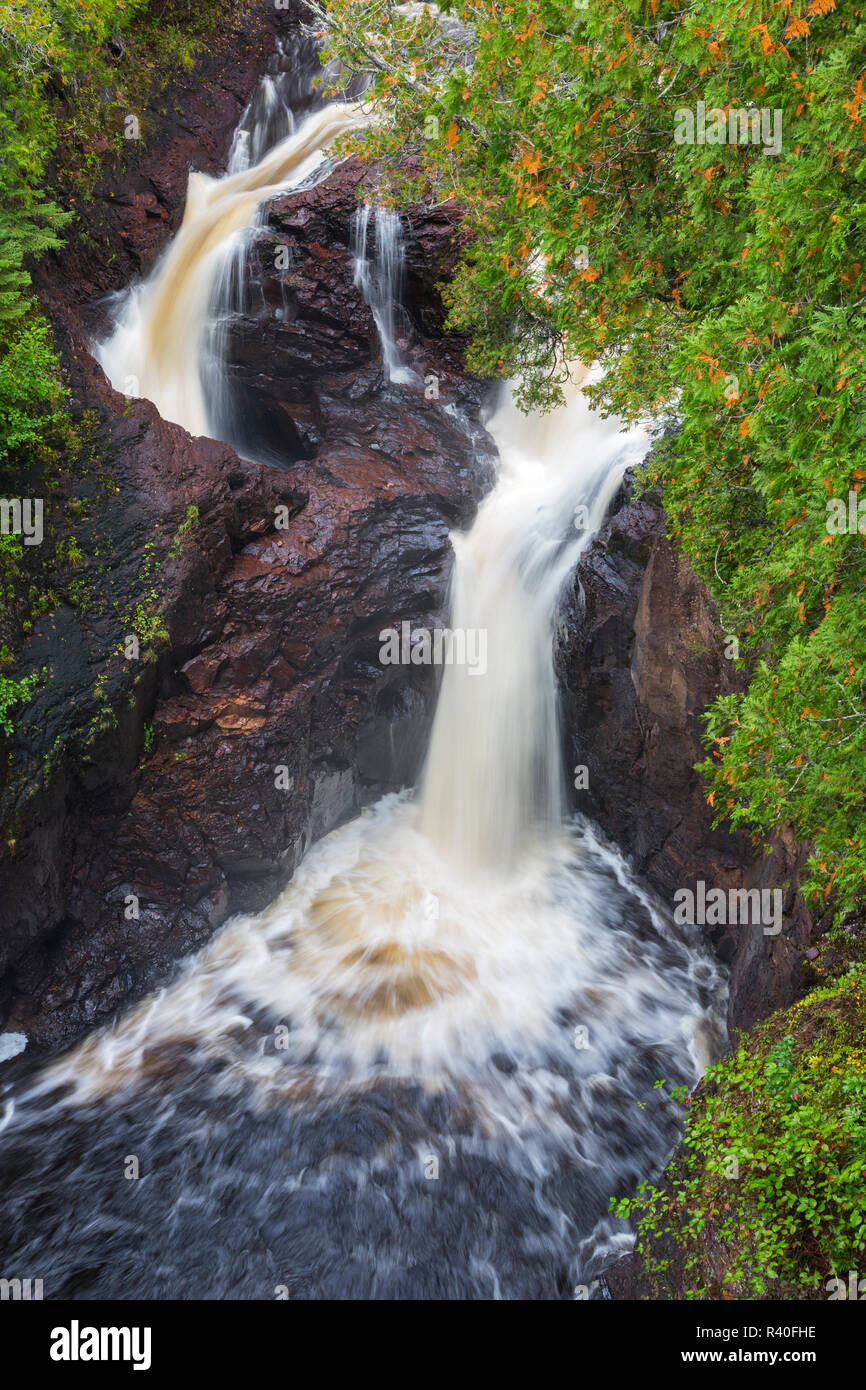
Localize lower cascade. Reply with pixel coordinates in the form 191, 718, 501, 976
0, 45, 728, 1301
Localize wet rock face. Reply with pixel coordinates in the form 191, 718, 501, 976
557, 477, 814, 1037
34, 6, 294, 335
218, 160, 480, 467
0, 11, 493, 1052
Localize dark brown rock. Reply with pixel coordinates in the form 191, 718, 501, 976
558, 477, 815, 1037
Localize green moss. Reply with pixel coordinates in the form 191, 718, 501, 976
128, 600, 170, 663
120, 539, 170, 663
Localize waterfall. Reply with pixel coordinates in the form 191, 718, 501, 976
0, 46, 729, 1302
419, 366, 650, 869
227, 70, 295, 175
95, 99, 364, 442
351, 203, 421, 386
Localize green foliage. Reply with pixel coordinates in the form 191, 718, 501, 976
0, 0, 246, 467
611, 966, 866, 1298
318, 0, 866, 915
0, 668, 43, 736
0, 0, 148, 462
124, 540, 170, 662
0, 315, 66, 462
129, 600, 170, 663
168, 502, 200, 560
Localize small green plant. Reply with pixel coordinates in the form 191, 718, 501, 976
611, 965, 866, 1299
0, 667, 43, 735
168, 502, 199, 560
130, 601, 169, 663
56, 536, 85, 567
0, 531, 22, 562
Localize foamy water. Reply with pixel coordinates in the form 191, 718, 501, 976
0, 796, 724, 1297
420, 366, 649, 868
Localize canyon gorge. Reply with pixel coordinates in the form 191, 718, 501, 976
0, 2, 821, 1301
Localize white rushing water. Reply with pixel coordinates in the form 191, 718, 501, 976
0, 43, 728, 1298
94, 96, 364, 440
227, 68, 295, 175
351, 203, 420, 386
420, 365, 649, 869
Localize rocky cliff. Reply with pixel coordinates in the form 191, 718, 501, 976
0, 6, 492, 1051
558, 481, 816, 1040
557, 482, 825, 1300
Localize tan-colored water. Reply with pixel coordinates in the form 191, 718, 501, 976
96, 102, 364, 436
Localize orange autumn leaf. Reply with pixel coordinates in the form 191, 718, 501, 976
739, 417, 750, 438
755, 24, 775, 55
785, 16, 811, 38
846, 77, 866, 123
446, 120, 458, 149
